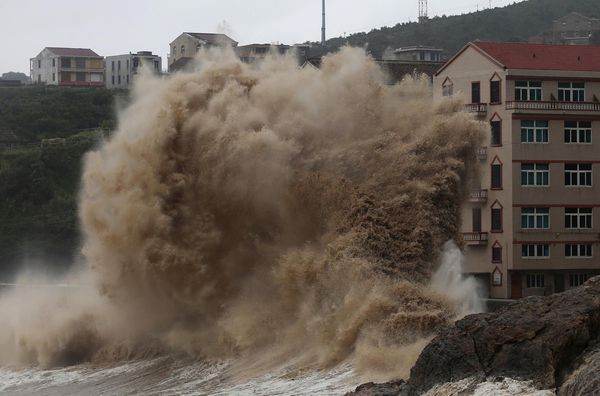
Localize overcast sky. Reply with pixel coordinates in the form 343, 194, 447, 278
0, 0, 521, 74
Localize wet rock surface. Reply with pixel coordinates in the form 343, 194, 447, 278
349, 276, 600, 395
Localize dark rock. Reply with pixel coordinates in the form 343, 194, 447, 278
408, 276, 600, 394
559, 343, 600, 395
346, 379, 408, 396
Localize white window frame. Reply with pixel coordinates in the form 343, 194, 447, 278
526, 273, 545, 288
521, 163, 550, 187
522, 244, 550, 259
558, 82, 585, 102
521, 120, 549, 144
521, 207, 550, 229
565, 243, 593, 258
564, 121, 592, 144
565, 208, 593, 229
565, 163, 592, 187
515, 81, 542, 101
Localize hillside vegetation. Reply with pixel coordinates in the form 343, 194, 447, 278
325, 0, 600, 58
0, 86, 121, 279
0, 86, 123, 141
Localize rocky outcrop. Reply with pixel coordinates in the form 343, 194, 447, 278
349, 276, 600, 395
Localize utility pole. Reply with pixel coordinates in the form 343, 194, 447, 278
321, 0, 326, 46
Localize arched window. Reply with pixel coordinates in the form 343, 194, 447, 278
492, 241, 502, 263
181, 45, 185, 55
442, 77, 454, 97
491, 200, 504, 233
490, 113, 502, 147
491, 156, 503, 190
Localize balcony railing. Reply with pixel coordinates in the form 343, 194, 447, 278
465, 103, 488, 114
476, 147, 487, 161
506, 101, 600, 112
469, 189, 488, 203
462, 232, 489, 245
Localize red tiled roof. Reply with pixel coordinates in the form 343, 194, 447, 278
473, 41, 600, 72
46, 47, 101, 57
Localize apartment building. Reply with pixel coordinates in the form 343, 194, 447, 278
168, 33, 238, 72
236, 43, 310, 65
30, 47, 104, 86
434, 41, 600, 299
105, 51, 162, 89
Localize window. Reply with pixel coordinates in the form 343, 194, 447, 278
472, 208, 482, 232
521, 207, 550, 229
37, 59, 41, 68
521, 163, 549, 187
564, 121, 592, 144
515, 81, 542, 101
62, 58, 71, 68
492, 243, 502, 263
127, 59, 130, 70
491, 207, 503, 232
118, 60, 121, 71
52, 58, 55, 67
522, 244, 550, 259
112, 61, 115, 71
490, 80, 501, 103
492, 268, 502, 286
181, 45, 186, 55
521, 120, 549, 143
471, 82, 481, 103
112, 75, 115, 85
52, 73, 55, 82
558, 82, 585, 102
76, 72, 85, 82
442, 80, 454, 97
565, 244, 592, 258
491, 163, 502, 189
565, 163, 592, 187
570, 273, 590, 287
126, 75, 129, 84
118, 75, 121, 84
526, 274, 545, 288
75, 58, 86, 69
565, 208, 593, 229
491, 121, 502, 146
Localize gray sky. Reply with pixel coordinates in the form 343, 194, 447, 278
0, 0, 520, 74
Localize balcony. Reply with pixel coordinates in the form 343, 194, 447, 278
506, 101, 600, 112
476, 147, 487, 161
465, 103, 488, 115
469, 189, 488, 203
462, 232, 489, 246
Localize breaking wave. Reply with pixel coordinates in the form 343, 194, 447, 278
0, 47, 483, 386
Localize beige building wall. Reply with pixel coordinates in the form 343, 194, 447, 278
434, 46, 600, 299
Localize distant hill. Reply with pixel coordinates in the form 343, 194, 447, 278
323, 0, 600, 58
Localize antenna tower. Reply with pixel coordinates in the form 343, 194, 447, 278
321, 0, 326, 46
418, 0, 429, 22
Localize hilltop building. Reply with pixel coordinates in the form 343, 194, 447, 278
530, 12, 600, 45
434, 41, 600, 299
168, 33, 238, 72
105, 51, 162, 89
383, 46, 444, 62
30, 47, 104, 87
236, 44, 310, 65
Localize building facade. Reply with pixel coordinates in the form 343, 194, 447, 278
236, 44, 310, 65
105, 51, 162, 89
434, 41, 600, 299
30, 47, 104, 87
384, 46, 444, 62
168, 32, 238, 72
